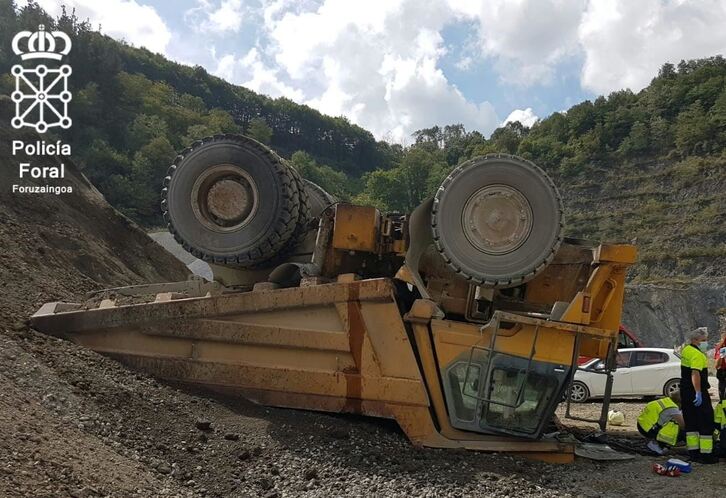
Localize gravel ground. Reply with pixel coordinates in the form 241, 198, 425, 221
3, 324, 726, 498
556, 381, 719, 436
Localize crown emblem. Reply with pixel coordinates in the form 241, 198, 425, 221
12, 25, 71, 61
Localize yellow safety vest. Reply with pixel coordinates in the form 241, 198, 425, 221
681, 344, 708, 369
715, 400, 726, 430
637, 397, 680, 446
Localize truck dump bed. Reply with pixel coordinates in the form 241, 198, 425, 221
32, 246, 635, 464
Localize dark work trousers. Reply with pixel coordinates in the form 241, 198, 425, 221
682, 391, 714, 456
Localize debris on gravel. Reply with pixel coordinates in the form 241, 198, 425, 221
195, 420, 213, 432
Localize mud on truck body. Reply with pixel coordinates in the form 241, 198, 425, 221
32, 135, 636, 463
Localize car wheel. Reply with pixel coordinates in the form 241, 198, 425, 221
663, 378, 680, 397
569, 381, 590, 403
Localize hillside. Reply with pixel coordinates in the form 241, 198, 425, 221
0, 97, 189, 328
0, 2, 392, 177
353, 59, 726, 282
0, 2, 397, 224
562, 154, 725, 281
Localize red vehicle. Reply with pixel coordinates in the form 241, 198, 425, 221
577, 324, 643, 365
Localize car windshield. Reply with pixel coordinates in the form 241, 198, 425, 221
618, 332, 636, 349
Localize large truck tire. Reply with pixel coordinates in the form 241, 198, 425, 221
304, 179, 337, 218
161, 134, 300, 267
285, 163, 312, 250
432, 154, 563, 288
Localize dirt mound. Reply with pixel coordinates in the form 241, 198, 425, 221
0, 98, 185, 496
0, 98, 188, 327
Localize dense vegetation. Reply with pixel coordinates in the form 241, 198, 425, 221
0, 1, 396, 221
2, 1, 724, 280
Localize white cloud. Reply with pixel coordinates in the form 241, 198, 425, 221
446, 0, 726, 95
263, 0, 500, 141
208, 0, 245, 32
239, 48, 305, 100
185, 0, 247, 34
214, 53, 237, 82
455, 0, 586, 86
454, 55, 473, 71
503, 108, 539, 127
212, 48, 304, 101
579, 0, 726, 94
34, 0, 171, 55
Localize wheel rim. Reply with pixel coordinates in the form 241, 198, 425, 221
570, 383, 587, 402
461, 184, 533, 255
432, 154, 563, 288
190, 164, 259, 233
666, 381, 680, 396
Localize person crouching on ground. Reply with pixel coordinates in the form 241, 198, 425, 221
679, 327, 717, 463
637, 390, 684, 455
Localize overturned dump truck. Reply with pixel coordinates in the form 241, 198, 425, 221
32, 135, 636, 463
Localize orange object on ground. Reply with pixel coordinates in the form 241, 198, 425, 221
652, 463, 681, 477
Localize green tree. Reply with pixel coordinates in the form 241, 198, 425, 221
247, 117, 273, 144
358, 147, 448, 212
290, 151, 351, 199
206, 109, 239, 134
355, 169, 401, 211
517, 134, 568, 171
709, 89, 726, 145
0, 1, 17, 69
74, 83, 103, 125
128, 114, 169, 151
80, 139, 130, 179
0, 73, 13, 95
675, 102, 711, 154
490, 121, 528, 154
649, 116, 673, 153
127, 137, 176, 222
618, 121, 650, 157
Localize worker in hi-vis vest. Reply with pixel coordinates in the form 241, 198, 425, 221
679, 327, 717, 463
714, 397, 726, 455
637, 390, 684, 455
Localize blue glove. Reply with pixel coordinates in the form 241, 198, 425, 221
694, 392, 703, 407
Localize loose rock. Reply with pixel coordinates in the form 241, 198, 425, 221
195, 419, 212, 431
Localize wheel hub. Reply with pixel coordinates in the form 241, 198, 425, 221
207, 179, 252, 222
191, 164, 258, 233
461, 185, 533, 255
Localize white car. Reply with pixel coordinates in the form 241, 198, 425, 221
569, 348, 681, 403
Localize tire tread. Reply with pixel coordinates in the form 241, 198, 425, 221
160, 134, 301, 268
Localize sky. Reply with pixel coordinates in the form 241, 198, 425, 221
31, 0, 726, 143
